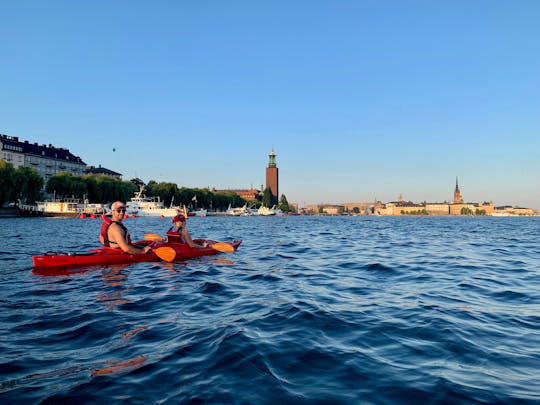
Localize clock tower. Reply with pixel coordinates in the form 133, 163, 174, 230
265, 149, 279, 205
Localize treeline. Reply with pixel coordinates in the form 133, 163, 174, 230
46, 174, 292, 212
43, 173, 250, 211
0, 159, 292, 212
0, 160, 43, 206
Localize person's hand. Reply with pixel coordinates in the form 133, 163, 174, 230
143, 245, 152, 254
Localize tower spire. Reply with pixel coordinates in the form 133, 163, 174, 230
453, 177, 463, 204
268, 148, 276, 168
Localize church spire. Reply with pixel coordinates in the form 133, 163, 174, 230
453, 177, 463, 204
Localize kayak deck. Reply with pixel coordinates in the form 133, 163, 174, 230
32, 239, 242, 271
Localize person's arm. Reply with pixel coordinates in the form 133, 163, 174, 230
109, 223, 151, 254
182, 227, 206, 248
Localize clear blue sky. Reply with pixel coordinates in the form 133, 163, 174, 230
1, 1, 539, 208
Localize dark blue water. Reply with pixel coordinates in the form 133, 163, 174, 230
0, 216, 539, 403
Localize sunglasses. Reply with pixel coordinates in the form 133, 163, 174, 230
115, 208, 126, 212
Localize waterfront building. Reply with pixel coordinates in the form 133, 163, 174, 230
266, 149, 279, 205
0, 134, 86, 185
86, 165, 122, 179
212, 188, 260, 201
453, 177, 463, 204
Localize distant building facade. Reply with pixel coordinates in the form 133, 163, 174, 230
86, 165, 122, 179
212, 188, 260, 201
0, 134, 86, 184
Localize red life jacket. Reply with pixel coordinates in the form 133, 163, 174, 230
100, 218, 131, 246
166, 227, 186, 244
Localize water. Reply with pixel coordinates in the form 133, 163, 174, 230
0, 216, 539, 403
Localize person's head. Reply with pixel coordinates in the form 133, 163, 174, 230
172, 214, 186, 228
111, 201, 126, 220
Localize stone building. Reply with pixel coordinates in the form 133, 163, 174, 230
0, 134, 86, 184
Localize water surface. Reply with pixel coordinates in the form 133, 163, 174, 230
0, 216, 539, 403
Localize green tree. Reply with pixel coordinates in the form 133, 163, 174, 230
13, 166, 43, 203
262, 187, 273, 207
278, 194, 290, 212
46, 172, 87, 199
0, 159, 16, 206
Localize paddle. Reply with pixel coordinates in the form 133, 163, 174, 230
144, 233, 165, 242
210, 242, 235, 253
154, 247, 176, 262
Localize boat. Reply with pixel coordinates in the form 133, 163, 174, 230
125, 186, 181, 217
258, 205, 276, 216
35, 199, 108, 217
188, 208, 207, 217
258, 205, 284, 216
32, 239, 242, 272
226, 204, 249, 216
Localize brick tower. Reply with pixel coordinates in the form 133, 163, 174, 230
265, 149, 279, 205
453, 177, 463, 204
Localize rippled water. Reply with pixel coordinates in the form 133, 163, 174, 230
0, 216, 539, 403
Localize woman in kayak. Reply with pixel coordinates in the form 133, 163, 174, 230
103, 201, 152, 254
167, 214, 207, 248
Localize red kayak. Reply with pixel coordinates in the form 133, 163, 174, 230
32, 239, 242, 272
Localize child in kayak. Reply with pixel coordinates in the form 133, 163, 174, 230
102, 201, 152, 254
167, 214, 207, 248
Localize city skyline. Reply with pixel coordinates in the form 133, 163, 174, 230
1, 2, 538, 209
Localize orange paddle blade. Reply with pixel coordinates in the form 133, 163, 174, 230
144, 233, 164, 241
211, 242, 235, 253
154, 247, 176, 262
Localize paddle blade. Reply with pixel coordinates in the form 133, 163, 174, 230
144, 233, 164, 242
155, 247, 176, 262
211, 242, 235, 253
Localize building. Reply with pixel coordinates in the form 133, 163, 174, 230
212, 188, 260, 201
1, 134, 86, 184
453, 177, 463, 204
86, 165, 122, 179
265, 149, 279, 205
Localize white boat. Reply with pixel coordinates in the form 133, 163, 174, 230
126, 186, 181, 217
226, 204, 249, 216
258, 205, 284, 216
189, 208, 207, 217
258, 205, 276, 216
36, 199, 108, 217
195, 208, 207, 217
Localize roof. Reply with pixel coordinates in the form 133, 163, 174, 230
86, 166, 122, 176
1, 134, 86, 165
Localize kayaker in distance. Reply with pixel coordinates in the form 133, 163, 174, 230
101, 201, 152, 254
167, 214, 207, 248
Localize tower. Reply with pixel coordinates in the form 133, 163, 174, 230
454, 177, 463, 204
265, 149, 279, 205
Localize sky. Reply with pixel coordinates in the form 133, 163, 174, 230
1, 1, 539, 209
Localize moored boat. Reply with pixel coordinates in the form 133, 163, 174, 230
35, 199, 108, 217
125, 186, 180, 217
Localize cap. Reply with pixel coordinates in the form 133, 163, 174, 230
172, 214, 186, 223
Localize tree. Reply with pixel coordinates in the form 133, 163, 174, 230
278, 194, 290, 212
46, 172, 87, 199
0, 159, 16, 206
262, 187, 273, 207
13, 166, 43, 203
